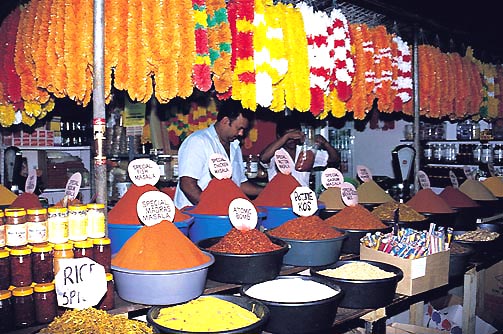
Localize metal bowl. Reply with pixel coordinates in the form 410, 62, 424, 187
111, 252, 214, 305
311, 260, 403, 309
147, 294, 270, 334
197, 236, 289, 284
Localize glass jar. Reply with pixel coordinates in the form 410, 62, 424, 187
97, 272, 115, 310
494, 144, 503, 164
92, 237, 111, 272
12, 286, 35, 328
74, 239, 94, 259
472, 144, 482, 163
10, 247, 32, 287
68, 204, 88, 241
34, 282, 57, 324
31, 245, 54, 284
87, 203, 106, 239
481, 144, 492, 163
48, 207, 69, 244
0, 249, 10, 289
0, 211, 5, 248
26, 208, 49, 245
5, 208, 27, 248
157, 154, 173, 182
471, 121, 481, 140
53, 242, 74, 276
246, 154, 259, 179
0, 290, 14, 332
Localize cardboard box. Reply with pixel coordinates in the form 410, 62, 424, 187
483, 260, 503, 329
387, 323, 446, 334
360, 246, 450, 296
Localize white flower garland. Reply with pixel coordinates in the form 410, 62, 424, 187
392, 35, 412, 109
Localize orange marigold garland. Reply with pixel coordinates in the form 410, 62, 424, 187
79, 0, 94, 106
177, 0, 196, 98
138, 0, 154, 103
33, 0, 52, 94
63, 0, 80, 102
112, 0, 129, 92
104, 0, 121, 103
346, 24, 370, 120
371, 25, 393, 113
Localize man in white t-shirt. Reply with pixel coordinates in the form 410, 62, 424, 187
259, 116, 340, 187
174, 99, 263, 209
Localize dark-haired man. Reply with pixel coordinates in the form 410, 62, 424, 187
174, 99, 263, 209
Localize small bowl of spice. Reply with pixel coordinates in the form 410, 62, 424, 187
449, 243, 475, 278
310, 260, 403, 309
147, 294, 270, 334
373, 202, 429, 231
241, 275, 343, 334
452, 223, 502, 259
197, 228, 289, 284
266, 215, 346, 267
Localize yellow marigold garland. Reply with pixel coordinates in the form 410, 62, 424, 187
177, 0, 196, 98
113, 0, 129, 92
104, 0, 120, 103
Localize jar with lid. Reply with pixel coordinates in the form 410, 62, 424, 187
0, 249, 10, 289
31, 244, 54, 284
494, 144, 503, 164
92, 237, 111, 272
472, 144, 483, 163
246, 154, 258, 178
172, 155, 179, 179
97, 272, 115, 310
87, 203, 106, 239
481, 144, 493, 164
47, 207, 68, 244
423, 144, 433, 162
74, 239, 94, 259
157, 154, 173, 182
68, 204, 88, 241
26, 208, 48, 245
5, 208, 27, 248
53, 242, 74, 276
34, 282, 57, 324
0, 211, 5, 249
12, 286, 35, 328
457, 120, 473, 140
471, 121, 481, 140
10, 247, 32, 287
0, 290, 14, 332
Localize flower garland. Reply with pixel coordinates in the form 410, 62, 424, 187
466, 47, 497, 119
178, 0, 196, 98
371, 25, 393, 113
297, 2, 333, 116
111, 0, 129, 92
346, 24, 369, 119
391, 35, 412, 112
328, 8, 354, 103
229, 0, 256, 110
279, 2, 310, 112
33, 0, 51, 97
418, 45, 433, 116
206, 0, 232, 94
496, 65, 503, 118
193, 0, 212, 92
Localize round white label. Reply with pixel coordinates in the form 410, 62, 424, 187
356, 165, 372, 183
449, 170, 459, 188
65, 172, 82, 200
136, 191, 176, 226
290, 186, 318, 216
55, 257, 107, 309
417, 170, 431, 189
321, 168, 344, 188
228, 198, 257, 231
25, 169, 37, 194
274, 148, 293, 175
340, 182, 358, 206
209, 153, 232, 180
128, 158, 160, 186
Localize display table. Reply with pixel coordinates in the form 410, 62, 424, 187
6, 253, 502, 334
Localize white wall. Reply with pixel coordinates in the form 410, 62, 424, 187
353, 119, 409, 178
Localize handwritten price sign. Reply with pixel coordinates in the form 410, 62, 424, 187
274, 148, 293, 175
290, 186, 318, 216
321, 168, 344, 188
209, 153, 232, 179
128, 158, 160, 186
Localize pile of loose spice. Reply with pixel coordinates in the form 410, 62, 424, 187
9, 192, 42, 209
318, 187, 346, 210
406, 188, 454, 214
268, 216, 343, 240
208, 228, 282, 254
253, 173, 301, 207
372, 201, 426, 222
111, 220, 210, 271
439, 186, 479, 208
324, 204, 388, 230
190, 178, 251, 216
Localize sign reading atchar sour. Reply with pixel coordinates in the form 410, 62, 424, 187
137, 191, 175, 226
290, 186, 318, 216
128, 158, 160, 186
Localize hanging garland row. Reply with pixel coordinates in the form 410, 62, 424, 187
0, 0, 502, 128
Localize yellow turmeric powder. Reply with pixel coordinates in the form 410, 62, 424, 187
0, 185, 17, 205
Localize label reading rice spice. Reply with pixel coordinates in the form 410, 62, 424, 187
209, 153, 232, 180
137, 191, 175, 226
356, 165, 372, 183
290, 186, 317, 216
228, 198, 257, 231
322, 168, 344, 188
274, 148, 293, 175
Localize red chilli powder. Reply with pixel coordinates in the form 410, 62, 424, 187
268, 216, 343, 240
439, 186, 479, 208
9, 192, 42, 209
108, 184, 158, 225
324, 204, 387, 230
253, 173, 301, 207
208, 228, 282, 254
191, 178, 251, 216
406, 188, 454, 214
